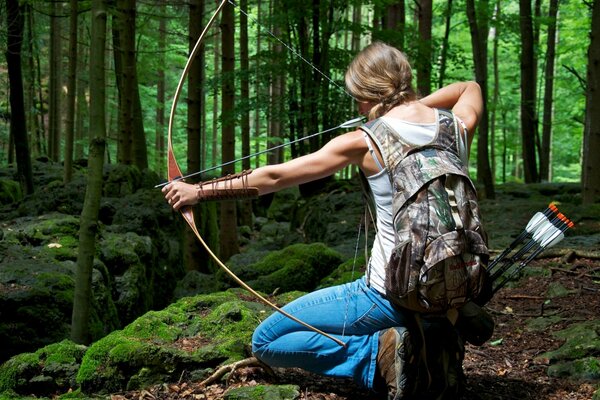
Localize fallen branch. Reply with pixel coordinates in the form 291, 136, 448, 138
505, 294, 544, 300
200, 356, 275, 387
550, 266, 599, 280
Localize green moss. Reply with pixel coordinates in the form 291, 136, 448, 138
525, 316, 562, 332
239, 243, 344, 293
547, 357, 600, 381
539, 321, 600, 362
77, 290, 269, 393
223, 384, 300, 400
318, 256, 366, 288
0, 179, 23, 205
0, 353, 39, 392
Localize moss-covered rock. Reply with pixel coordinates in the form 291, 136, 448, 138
539, 321, 600, 362
318, 255, 366, 289
547, 357, 600, 381
224, 384, 301, 400
0, 340, 87, 397
76, 290, 272, 394
225, 243, 344, 294
536, 321, 600, 382
0, 179, 22, 205
0, 258, 118, 363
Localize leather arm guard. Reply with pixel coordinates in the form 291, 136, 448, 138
195, 169, 259, 201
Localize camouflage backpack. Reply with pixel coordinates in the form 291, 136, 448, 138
360, 109, 490, 314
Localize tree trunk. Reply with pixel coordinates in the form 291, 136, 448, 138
384, 1, 405, 49
49, 0, 63, 162
24, 4, 41, 158
416, 0, 432, 96
239, 0, 253, 228
75, 21, 88, 160
155, 0, 166, 177
5, 0, 34, 195
490, 0, 501, 180
64, 0, 78, 183
582, 0, 600, 204
519, 0, 539, 183
115, 0, 147, 169
219, 2, 239, 261
438, 0, 453, 88
466, 0, 495, 199
71, 0, 107, 345
253, 0, 263, 169
184, 0, 213, 273
540, 0, 559, 182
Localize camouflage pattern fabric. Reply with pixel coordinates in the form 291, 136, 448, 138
360, 109, 489, 314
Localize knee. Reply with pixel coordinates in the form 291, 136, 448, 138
251, 322, 269, 357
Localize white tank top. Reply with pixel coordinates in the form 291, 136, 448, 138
364, 115, 469, 295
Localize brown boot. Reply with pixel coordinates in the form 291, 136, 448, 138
376, 327, 417, 399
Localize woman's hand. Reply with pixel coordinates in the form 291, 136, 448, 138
162, 181, 197, 211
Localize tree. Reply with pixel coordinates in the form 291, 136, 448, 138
71, 0, 108, 345
219, 2, 239, 260
416, 0, 432, 96
5, 0, 34, 194
239, 0, 253, 228
64, 0, 78, 183
438, 0, 453, 89
582, 0, 600, 204
114, 0, 147, 169
155, 0, 166, 176
466, 0, 495, 199
519, 0, 539, 183
540, 0, 559, 182
48, 0, 63, 162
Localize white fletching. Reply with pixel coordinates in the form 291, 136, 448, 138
541, 229, 565, 248
526, 212, 547, 233
339, 116, 366, 129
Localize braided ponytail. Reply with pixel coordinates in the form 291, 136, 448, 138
345, 42, 417, 120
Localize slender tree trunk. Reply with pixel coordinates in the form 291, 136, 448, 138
416, 0, 432, 96
466, 0, 495, 199
219, 2, 239, 260
438, 0, 453, 88
519, 0, 539, 183
490, 0, 501, 179
188, 0, 203, 176
582, 0, 600, 204
115, 0, 147, 169
64, 0, 78, 183
540, 0, 559, 182
239, 0, 253, 228
253, 0, 262, 169
29, 8, 47, 155
71, 0, 107, 345
24, 4, 41, 158
212, 32, 219, 167
384, 1, 405, 49
155, 0, 166, 177
5, 0, 34, 194
75, 21, 88, 160
49, 1, 63, 161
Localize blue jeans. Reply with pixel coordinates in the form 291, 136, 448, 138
252, 277, 411, 390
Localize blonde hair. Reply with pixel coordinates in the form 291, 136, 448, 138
345, 42, 416, 120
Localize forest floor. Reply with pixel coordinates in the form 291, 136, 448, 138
114, 255, 599, 400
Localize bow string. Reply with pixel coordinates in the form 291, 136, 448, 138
168, 0, 346, 347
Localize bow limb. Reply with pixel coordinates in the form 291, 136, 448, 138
167, 0, 346, 348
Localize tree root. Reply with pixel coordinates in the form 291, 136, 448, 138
200, 356, 276, 387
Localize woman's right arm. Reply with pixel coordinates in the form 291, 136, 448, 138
419, 81, 483, 142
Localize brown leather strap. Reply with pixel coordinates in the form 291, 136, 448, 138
195, 169, 259, 201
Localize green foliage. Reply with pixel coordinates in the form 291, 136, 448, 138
0, 179, 22, 205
